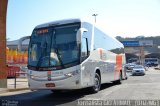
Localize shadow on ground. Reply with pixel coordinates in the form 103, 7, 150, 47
0, 82, 120, 106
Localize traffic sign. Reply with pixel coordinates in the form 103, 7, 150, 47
121, 41, 139, 47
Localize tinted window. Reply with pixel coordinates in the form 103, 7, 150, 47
94, 27, 124, 54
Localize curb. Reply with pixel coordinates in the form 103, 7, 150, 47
0, 88, 29, 94
0, 88, 9, 94
8, 88, 29, 92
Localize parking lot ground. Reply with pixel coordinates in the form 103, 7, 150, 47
0, 67, 160, 106
79, 67, 160, 100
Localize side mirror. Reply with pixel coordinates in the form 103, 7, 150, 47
76, 28, 88, 43
80, 28, 88, 33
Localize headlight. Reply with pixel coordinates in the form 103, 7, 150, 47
30, 75, 35, 79
64, 70, 80, 77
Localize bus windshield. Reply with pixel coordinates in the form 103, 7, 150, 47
28, 24, 80, 69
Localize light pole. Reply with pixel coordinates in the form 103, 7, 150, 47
92, 14, 98, 23
158, 46, 160, 68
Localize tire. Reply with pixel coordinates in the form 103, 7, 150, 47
90, 73, 101, 93
124, 67, 128, 80
125, 76, 128, 80
114, 71, 122, 84
124, 72, 128, 80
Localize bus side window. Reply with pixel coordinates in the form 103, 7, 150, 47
81, 37, 88, 61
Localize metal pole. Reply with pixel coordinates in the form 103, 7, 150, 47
14, 73, 16, 89
158, 46, 160, 68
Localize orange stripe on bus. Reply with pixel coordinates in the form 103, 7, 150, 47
99, 49, 103, 60
114, 54, 122, 80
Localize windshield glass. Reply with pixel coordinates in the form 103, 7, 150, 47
28, 23, 80, 69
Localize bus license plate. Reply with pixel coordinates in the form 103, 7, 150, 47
46, 83, 55, 87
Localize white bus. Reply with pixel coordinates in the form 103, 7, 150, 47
27, 18, 127, 93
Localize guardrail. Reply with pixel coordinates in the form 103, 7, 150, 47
14, 72, 27, 89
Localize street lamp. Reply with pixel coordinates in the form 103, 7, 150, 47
92, 14, 98, 23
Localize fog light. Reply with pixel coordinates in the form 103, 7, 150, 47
76, 80, 79, 84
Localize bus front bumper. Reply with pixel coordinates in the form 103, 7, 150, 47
28, 74, 82, 90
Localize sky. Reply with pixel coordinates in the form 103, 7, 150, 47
7, 0, 160, 40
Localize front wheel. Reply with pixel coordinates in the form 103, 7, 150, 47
90, 73, 101, 93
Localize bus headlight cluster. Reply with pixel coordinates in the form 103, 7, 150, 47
31, 75, 35, 79
64, 70, 80, 77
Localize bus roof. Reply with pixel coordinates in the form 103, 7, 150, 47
34, 18, 124, 48
35, 18, 89, 29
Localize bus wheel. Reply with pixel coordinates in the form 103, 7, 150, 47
114, 71, 122, 84
91, 73, 101, 93
119, 71, 123, 83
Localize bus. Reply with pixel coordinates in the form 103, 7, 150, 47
27, 18, 127, 93
145, 58, 159, 67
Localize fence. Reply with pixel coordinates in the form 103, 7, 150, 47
14, 72, 28, 89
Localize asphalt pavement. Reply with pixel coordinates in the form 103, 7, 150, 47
0, 67, 160, 106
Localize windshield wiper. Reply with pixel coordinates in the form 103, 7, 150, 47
52, 30, 65, 68
36, 48, 46, 69
36, 41, 48, 69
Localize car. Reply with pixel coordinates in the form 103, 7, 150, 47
132, 65, 145, 76
125, 63, 136, 70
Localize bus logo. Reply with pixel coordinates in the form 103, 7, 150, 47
47, 71, 51, 81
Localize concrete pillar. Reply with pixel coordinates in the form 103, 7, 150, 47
0, 0, 8, 88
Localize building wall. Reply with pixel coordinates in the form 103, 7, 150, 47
0, 0, 8, 87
